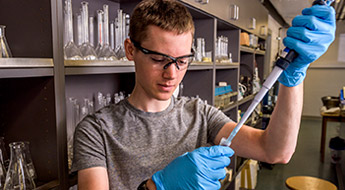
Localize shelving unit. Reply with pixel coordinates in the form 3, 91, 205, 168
0, 0, 268, 189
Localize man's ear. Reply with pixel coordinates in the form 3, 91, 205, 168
124, 38, 135, 61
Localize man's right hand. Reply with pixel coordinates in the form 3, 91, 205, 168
152, 146, 234, 190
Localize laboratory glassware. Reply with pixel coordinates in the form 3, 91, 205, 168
0, 152, 5, 189
64, 0, 82, 60
114, 93, 120, 104
4, 142, 36, 190
0, 25, 12, 58
22, 142, 37, 181
67, 97, 79, 170
110, 21, 115, 51
195, 38, 203, 62
115, 9, 126, 59
95, 10, 104, 55
89, 17, 95, 47
98, 5, 116, 60
81, 98, 90, 119
79, 1, 97, 60
105, 93, 112, 106
76, 13, 83, 46
0, 137, 9, 170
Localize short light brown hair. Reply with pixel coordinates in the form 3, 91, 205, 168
129, 0, 194, 44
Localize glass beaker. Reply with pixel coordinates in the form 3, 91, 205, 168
4, 142, 35, 190
0, 25, 12, 58
63, 0, 82, 60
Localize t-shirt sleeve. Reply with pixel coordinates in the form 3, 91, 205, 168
202, 102, 233, 145
71, 115, 107, 173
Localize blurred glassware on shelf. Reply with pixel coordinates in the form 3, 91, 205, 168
0, 25, 12, 58
79, 1, 97, 60
95, 9, 104, 55
63, 0, 82, 60
216, 36, 230, 63
0, 155, 5, 190
110, 21, 115, 51
0, 138, 6, 190
4, 142, 35, 190
0, 137, 9, 170
22, 142, 37, 181
114, 9, 129, 60
89, 16, 95, 47
98, 5, 116, 60
67, 97, 79, 171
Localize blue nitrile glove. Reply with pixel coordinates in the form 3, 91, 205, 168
152, 146, 234, 190
278, 5, 336, 87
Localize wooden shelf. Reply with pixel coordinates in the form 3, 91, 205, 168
0, 58, 54, 78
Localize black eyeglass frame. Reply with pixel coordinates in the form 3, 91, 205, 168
130, 39, 195, 70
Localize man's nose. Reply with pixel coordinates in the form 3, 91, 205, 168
162, 62, 179, 79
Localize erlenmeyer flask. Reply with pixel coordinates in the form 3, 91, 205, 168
98, 5, 116, 60
79, 1, 97, 60
22, 142, 37, 181
0, 25, 12, 58
64, 0, 82, 60
0, 149, 6, 190
4, 142, 36, 190
0, 137, 9, 170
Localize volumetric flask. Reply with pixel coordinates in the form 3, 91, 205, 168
0, 25, 12, 58
4, 142, 36, 190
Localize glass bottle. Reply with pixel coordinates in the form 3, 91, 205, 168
0, 25, 12, 58
64, 0, 82, 60
79, 1, 97, 60
4, 142, 35, 190
98, 5, 116, 60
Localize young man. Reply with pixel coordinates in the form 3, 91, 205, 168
71, 0, 336, 189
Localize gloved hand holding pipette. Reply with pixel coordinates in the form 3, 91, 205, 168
152, 146, 234, 190
278, 5, 336, 87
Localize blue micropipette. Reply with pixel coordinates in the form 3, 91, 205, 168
220, 0, 335, 147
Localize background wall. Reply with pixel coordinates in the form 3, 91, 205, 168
303, 20, 345, 117
265, 14, 284, 78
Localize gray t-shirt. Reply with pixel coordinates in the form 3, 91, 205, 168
71, 96, 232, 190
